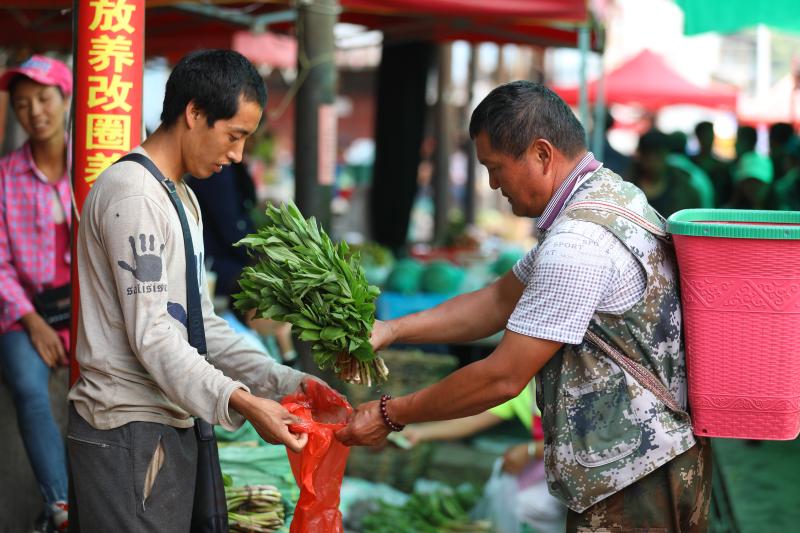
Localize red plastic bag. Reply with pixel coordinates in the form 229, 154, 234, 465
281, 379, 353, 533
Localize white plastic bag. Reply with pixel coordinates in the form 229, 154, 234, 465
472, 458, 521, 533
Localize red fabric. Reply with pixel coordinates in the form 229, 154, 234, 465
53, 220, 71, 349
53, 221, 70, 287
343, 0, 587, 21
1, 1, 596, 58
282, 380, 353, 533
552, 49, 738, 111
532, 414, 544, 441
15, 0, 587, 20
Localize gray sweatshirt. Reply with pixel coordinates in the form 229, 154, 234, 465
69, 147, 305, 431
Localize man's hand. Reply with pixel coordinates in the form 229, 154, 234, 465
229, 389, 308, 453
21, 312, 66, 368
299, 374, 329, 395
335, 400, 390, 446
369, 320, 397, 352
502, 442, 534, 475
296, 375, 351, 424
399, 425, 427, 446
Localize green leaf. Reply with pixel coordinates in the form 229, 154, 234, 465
299, 329, 320, 341
294, 317, 321, 330
320, 326, 346, 341
352, 343, 375, 362
233, 202, 381, 383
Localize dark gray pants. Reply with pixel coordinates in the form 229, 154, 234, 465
67, 404, 197, 532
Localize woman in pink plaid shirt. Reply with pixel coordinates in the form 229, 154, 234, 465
0, 55, 72, 533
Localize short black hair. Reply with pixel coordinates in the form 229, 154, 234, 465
666, 131, 688, 154
694, 121, 713, 138
637, 129, 669, 154
160, 49, 267, 128
769, 122, 795, 146
469, 80, 586, 159
737, 126, 757, 152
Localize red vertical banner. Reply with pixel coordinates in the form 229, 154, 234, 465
71, 0, 145, 385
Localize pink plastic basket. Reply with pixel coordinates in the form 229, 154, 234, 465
668, 209, 800, 440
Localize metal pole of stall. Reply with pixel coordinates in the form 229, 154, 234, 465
578, 25, 590, 144
465, 43, 478, 226
433, 43, 453, 245
294, 0, 339, 229
591, 51, 606, 159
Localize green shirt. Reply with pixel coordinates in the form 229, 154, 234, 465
489, 383, 536, 431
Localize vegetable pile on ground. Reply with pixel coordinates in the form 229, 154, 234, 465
357, 486, 491, 533
234, 202, 387, 385
225, 481, 286, 533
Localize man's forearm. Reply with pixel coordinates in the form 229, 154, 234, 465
411, 411, 502, 442
390, 356, 520, 425
229, 388, 256, 418
388, 331, 562, 426
392, 272, 523, 345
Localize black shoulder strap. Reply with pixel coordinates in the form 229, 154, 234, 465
116, 153, 207, 356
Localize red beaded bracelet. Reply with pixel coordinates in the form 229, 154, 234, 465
379, 394, 405, 432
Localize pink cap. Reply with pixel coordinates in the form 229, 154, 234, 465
0, 55, 72, 97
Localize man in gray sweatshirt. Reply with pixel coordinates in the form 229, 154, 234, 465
68, 50, 318, 531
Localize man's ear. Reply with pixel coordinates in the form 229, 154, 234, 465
531, 139, 554, 171
185, 100, 202, 130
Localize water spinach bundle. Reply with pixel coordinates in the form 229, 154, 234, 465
234, 202, 388, 385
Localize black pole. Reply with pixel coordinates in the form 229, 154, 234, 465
294, 0, 338, 228
433, 44, 452, 244
464, 44, 478, 226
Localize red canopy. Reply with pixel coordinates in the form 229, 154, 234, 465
552, 49, 737, 111
0, 0, 598, 59
344, 0, 588, 20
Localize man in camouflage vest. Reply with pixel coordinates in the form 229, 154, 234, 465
338, 81, 711, 531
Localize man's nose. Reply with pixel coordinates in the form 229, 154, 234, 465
228, 143, 244, 164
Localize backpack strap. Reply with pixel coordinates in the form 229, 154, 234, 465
115, 153, 207, 355
563, 200, 670, 240
585, 329, 690, 420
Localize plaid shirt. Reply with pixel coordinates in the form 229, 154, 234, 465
508, 155, 647, 344
0, 141, 72, 333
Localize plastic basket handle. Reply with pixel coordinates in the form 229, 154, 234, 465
585, 330, 690, 421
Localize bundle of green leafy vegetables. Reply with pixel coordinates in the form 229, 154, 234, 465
234, 202, 388, 385
357, 485, 491, 533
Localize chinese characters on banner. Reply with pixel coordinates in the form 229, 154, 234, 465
71, 0, 144, 382
74, 0, 143, 190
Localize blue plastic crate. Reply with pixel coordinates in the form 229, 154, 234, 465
375, 291, 458, 321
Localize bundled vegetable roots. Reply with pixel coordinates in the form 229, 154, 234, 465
234, 202, 387, 385
226, 484, 285, 533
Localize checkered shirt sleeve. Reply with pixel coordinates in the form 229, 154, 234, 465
508, 219, 646, 345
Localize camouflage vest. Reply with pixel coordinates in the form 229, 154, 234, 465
537, 168, 696, 512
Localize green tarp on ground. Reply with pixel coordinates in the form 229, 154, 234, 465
712, 437, 800, 532
676, 0, 800, 35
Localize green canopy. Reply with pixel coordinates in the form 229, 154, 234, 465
676, 0, 800, 35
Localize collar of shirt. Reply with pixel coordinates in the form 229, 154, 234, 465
536, 152, 602, 231
22, 137, 71, 185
